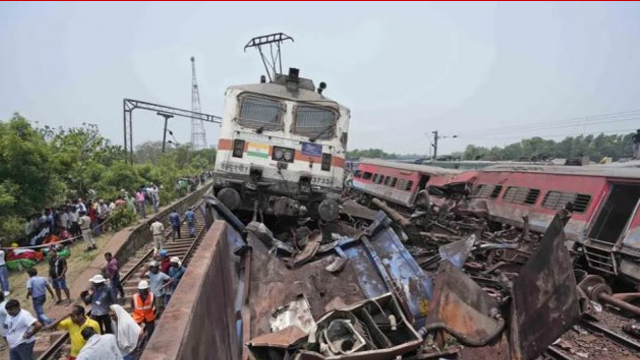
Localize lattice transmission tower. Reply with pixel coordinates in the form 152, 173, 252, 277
190, 56, 207, 149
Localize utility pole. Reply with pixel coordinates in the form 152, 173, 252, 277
158, 112, 174, 153
431, 130, 457, 160
190, 56, 207, 149
432, 131, 439, 160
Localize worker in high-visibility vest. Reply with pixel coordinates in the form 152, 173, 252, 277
131, 280, 155, 337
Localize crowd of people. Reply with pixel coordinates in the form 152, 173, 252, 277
0, 177, 209, 360
1, 247, 186, 360
0, 203, 194, 360
20, 197, 120, 251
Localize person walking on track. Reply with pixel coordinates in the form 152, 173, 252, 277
109, 304, 142, 360
53, 305, 101, 360
25, 268, 55, 326
4, 299, 43, 360
104, 252, 125, 299
76, 327, 123, 360
131, 280, 156, 338
150, 219, 165, 255
81, 275, 116, 334
168, 209, 181, 240
183, 207, 196, 237
144, 261, 172, 316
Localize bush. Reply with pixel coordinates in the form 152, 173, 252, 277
108, 206, 137, 231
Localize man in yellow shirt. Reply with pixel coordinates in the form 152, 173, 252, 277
56, 305, 101, 360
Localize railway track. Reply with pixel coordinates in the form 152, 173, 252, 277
36, 204, 207, 360
543, 318, 640, 360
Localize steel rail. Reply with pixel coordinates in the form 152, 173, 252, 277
581, 318, 640, 352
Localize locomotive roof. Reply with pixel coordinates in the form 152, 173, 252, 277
227, 82, 344, 108
480, 163, 640, 179
359, 158, 462, 175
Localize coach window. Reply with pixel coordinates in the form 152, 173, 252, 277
354, 170, 363, 178
237, 96, 284, 131
363, 172, 372, 180
542, 191, 591, 213
503, 187, 540, 205
292, 106, 337, 140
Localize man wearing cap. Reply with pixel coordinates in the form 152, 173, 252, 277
78, 211, 96, 251
131, 280, 156, 337
81, 274, 116, 334
165, 257, 185, 305
158, 251, 171, 274
149, 219, 165, 255
183, 207, 196, 237
144, 261, 172, 316
55, 305, 101, 360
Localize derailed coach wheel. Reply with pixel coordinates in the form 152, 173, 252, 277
218, 187, 241, 211
318, 199, 340, 222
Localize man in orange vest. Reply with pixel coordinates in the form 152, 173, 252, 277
131, 280, 155, 337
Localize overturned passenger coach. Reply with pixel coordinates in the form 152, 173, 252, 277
464, 163, 640, 283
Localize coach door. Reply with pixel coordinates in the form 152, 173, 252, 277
589, 183, 640, 245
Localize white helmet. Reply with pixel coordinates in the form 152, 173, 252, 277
138, 280, 150, 290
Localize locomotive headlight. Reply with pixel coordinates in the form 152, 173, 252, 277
284, 149, 293, 162
272, 146, 295, 163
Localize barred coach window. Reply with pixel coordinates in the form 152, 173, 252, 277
293, 106, 337, 140
238, 96, 284, 131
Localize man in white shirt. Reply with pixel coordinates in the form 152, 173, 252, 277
4, 299, 43, 360
76, 327, 123, 360
149, 220, 165, 255
0, 293, 8, 350
0, 249, 9, 296
149, 185, 160, 213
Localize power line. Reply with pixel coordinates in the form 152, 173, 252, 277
456, 109, 640, 136
459, 115, 640, 137
468, 127, 637, 142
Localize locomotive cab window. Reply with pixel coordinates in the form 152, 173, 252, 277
237, 96, 284, 131
293, 106, 337, 140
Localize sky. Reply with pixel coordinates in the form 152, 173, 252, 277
1, 1, 640, 155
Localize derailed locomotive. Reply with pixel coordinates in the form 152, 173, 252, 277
214, 34, 350, 220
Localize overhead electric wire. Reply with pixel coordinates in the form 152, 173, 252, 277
468, 127, 638, 141
455, 109, 640, 137
459, 115, 640, 138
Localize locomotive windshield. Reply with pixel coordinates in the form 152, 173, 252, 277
293, 106, 336, 140
238, 96, 284, 131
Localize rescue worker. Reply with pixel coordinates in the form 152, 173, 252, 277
164, 257, 185, 305
143, 261, 171, 316
131, 280, 156, 338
